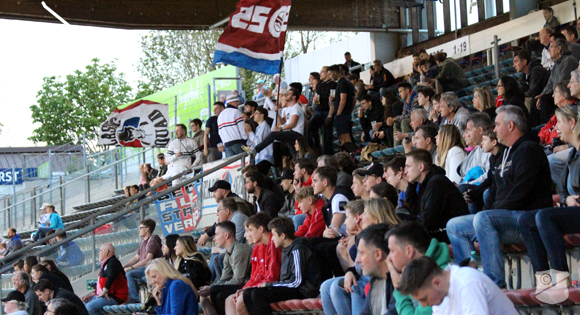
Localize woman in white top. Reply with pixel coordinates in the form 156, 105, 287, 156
436, 124, 466, 184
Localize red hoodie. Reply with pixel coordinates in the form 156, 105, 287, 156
295, 198, 326, 238
243, 234, 282, 288
294, 175, 313, 215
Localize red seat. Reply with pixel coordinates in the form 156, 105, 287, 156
531, 288, 574, 306
504, 289, 539, 306
568, 287, 580, 303
302, 298, 323, 310
270, 303, 283, 311
565, 234, 580, 247
502, 242, 527, 253
276, 301, 292, 311
95, 224, 113, 235
284, 299, 307, 310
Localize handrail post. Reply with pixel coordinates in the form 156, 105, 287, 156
60, 176, 64, 216
114, 151, 119, 190
91, 217, 96, 272
241, 155, 248, 201
11, 167, 16, 229
32, 187, 37, 227
86, 165, 91, 203
139, 205, 145, 221
142, 148, 146, 165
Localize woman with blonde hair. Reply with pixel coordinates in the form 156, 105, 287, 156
436, 124, 466, 183
473, 86, 496, 121
351, 170, 369, 200
361, 198, 402, 229
139, 258, 198, 315
174, 235, 211, 290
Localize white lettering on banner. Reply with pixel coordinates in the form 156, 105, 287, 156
230, 5, 290, 38
426, 36, 471, 61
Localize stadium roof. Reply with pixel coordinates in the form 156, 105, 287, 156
0, 0, 399, 31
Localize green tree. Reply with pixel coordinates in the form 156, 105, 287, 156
29, 58, 133, 146
136, 30, 222, 94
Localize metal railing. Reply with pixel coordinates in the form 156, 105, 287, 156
0, 151, 253, 274
0, 147, 157, 231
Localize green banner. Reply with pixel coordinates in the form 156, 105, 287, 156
119, 66, 238, 127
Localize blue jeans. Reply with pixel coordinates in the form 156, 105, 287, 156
126, 266, 146, 302
292, 214, 307, 232
210, 252, 226, 282
446, 214, 476, 264
85, 294, 119, 315
225, 142, 245, 158
519, 206, 580, 273
33, 226, 54, 242
548, 148, 572, 192
381, 145, 404, 156
320, 276, 368, 315
474, 210, 531, 288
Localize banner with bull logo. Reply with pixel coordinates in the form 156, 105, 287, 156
213, 0, 291, 75
98, 100, 171, 147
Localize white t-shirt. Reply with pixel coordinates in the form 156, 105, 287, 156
433, 265, 519, 315
331, 194, 349, 214
284, 103, 305, 135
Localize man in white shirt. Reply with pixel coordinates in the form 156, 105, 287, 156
398, 256, 519, 315
161, 124, 196, 186
539, 27, 555, 70
245, 88, 305, 159
218, 95, 248, 157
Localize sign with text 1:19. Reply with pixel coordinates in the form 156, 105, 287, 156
427, 36, 471, 60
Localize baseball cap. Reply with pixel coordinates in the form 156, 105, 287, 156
280, 170, 294, 180
1, 290, 25, 303
256, 79, 265, 84
208, 180, 231, 192
357, 163, 384, 177
39, 203, 53, 211
226, 94, 240, 103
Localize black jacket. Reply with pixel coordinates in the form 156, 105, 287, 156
264, 177, 285, 210
255, 189, 280, 218
360, 103, 385, 141
177, 253, 212, 289
468, 145, 506, 207
53, 287, 89, 315
406, 166, 468, 243
519, 58, 549, 99
266, 237, 320, 297
99, 255, 127, 304
321, 186, 356, 226
486, 134, 552, 210
559, 147, 580, 205
371, 68, 396, 91
39, 272, 72, 293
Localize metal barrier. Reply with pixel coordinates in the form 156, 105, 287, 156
0, 151, 253, 274
0, 147, 157, 231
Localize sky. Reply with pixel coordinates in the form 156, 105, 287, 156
0, 19, 146, 147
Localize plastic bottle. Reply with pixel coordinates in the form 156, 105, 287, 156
468, 250, 479, 269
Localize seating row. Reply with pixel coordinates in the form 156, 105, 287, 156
73, 195, 126, 212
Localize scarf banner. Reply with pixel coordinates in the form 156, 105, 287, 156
98, 100, 170, 147
213, 0, 291, 75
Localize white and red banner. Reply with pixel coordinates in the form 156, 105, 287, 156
98, 100, 171, 147
213, 0, 291, 75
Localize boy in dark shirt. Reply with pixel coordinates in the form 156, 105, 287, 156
243, 217, 320, 315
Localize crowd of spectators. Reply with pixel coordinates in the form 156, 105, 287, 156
10, 6, 580, 315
